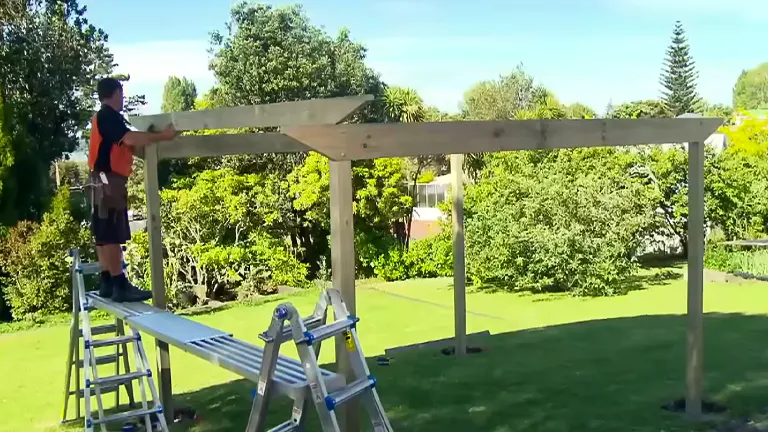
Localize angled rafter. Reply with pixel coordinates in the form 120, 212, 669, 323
282, 117, 725, 161
128, 94, 374, 132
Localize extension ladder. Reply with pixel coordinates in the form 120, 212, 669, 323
247, 289, 393, 432
62, 249, 169, 432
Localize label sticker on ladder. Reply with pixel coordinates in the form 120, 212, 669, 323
310, 383, 322, 403
343, 330, 356, 352
292, 406, 302, 419
257, 379, 267, 396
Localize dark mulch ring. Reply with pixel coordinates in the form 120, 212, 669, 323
661, 398, 768, 431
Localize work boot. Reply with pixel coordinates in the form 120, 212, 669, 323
98, 271, 113, 298
111, 273, 152, 303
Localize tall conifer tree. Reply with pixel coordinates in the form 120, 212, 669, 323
660, 21, 702, 116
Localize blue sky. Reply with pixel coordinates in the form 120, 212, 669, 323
81, 0, 768, 116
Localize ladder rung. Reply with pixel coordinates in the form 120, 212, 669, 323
71, 385, 119, 397
324, 376, 377, 411
77, 353, 119, 368
80, 324, 117, 337
279, 315, 324, 338
93, 406, 161, 426
92, 371, 149, 387
89, 334, 138, 349
268, 420, 300, 432
299, 316, 359, 345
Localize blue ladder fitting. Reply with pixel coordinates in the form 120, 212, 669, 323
146, 369, 152, 377
86, 418, 93, 428
275, 306, 288, 320
136, 334, 142, 341
84, 340, 91, 349
76, 266, 83, 274
324, 395, 337, 411
368, 375, 377, 388
303, 330, 315, 345
156, 404, 163, 414
81, 302, 89, 312
347, 314, 359, 329
85, 379, 91, 388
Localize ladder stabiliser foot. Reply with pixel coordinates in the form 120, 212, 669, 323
93, 406, 163, 426
299, 315, 359, 345
325, 375, 377, 411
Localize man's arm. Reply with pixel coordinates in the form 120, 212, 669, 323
122, 129, 176, 150
98, 110, 176, 150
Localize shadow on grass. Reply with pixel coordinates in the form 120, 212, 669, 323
166, 313, 768, 432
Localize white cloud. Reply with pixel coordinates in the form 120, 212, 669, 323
110, 40, 215, 114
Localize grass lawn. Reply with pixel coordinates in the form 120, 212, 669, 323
3, 264, 768, 431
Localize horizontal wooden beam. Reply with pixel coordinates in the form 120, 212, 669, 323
128, 95, 374, 132
133, 133, 311, 160
282, 118, 725, 161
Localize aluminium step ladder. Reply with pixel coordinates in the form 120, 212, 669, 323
62, 249, 169, 432
247, 289, 393, 432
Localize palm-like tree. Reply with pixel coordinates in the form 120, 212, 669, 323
382, 86, 426, 123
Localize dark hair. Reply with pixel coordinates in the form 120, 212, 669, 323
96, 77, 123, 101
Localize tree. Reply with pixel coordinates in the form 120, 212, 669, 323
0, 0, 115, 224
609, 100, 669, 119
210, 3, 383, 109
565, 103, 598, 119
462, 149, 659, 296
659, 21, 702, 116
382, 86, 425, 123
460, 65, 565, 120
206, 2, 389, 278
733, 63, 768, 110
161, 76, 198, 113
699, 101, 732, 119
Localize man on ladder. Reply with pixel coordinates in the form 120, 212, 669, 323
87, 77, 177, 302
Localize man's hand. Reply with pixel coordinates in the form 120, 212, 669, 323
160, 123, 179, 140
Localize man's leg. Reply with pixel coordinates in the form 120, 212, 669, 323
106, 174, 151, 303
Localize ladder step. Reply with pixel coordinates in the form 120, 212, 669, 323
91, 371, 149, 387
71, 385, 119, 397
88, 334, 138, 349
76, 353, 119, 368
298, 316, 359, 345
324, 376, 377, 411
279, 315, 323, 338
80, 323, 117, 337
93, 406, 162, 426
267, 420, 300, 432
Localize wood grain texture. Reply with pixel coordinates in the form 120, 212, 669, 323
282, 118, 725, 161
128, 95, 373, 132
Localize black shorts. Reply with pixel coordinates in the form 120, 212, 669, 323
89, 171, 131, 246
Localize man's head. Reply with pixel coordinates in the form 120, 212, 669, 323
97, 77, 124, 112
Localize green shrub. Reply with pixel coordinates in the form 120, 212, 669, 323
0, 188, 93, 318
124, 230, 310, 307
374, 231, 453, 281
463, 150, 658, 296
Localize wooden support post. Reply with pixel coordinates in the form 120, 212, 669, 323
686, 141, 705, 418
143, 145, 173, 423
451, 154, 467, 356
329, 160, 358, 432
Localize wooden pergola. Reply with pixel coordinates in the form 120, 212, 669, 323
129, 95, 723, 430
